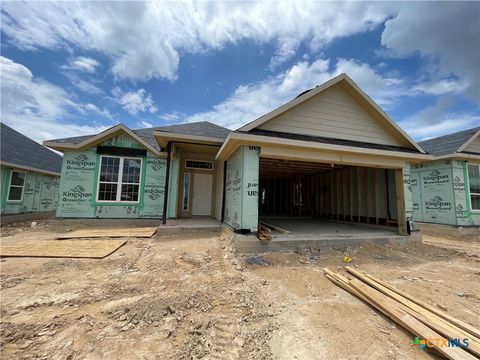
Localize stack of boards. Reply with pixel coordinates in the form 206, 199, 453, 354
324, 266, 480, 360
257, 224, 272, 241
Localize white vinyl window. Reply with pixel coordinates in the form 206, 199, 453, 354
185, 159, 213, 170
97, 156, 142, 203
182, 173, 191, 211
468, 164, 480, 211
8, 171, 26, 201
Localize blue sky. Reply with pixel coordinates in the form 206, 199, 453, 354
1, 1, 479, 144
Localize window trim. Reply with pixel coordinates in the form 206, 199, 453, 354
468, 163, 480, 212
185, 159, 214, 171
7, 170, 26, 202
182, 172, 191, 211
96, 155, 143, 203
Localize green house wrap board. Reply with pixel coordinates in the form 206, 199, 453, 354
1, 165, 60, 215
57, 151, 97, 218
403, 164, 414, 224
410, 160, 478, 226
167, 148, 180, 218
224, 147, 242, 229
224, 146, 259, 232
55, 131, 167, 219
408, 171, 422, 222
100, 133, 144, 149
140, 157, 166, 218
452, 161, 471, 226
241, 146, 260, 232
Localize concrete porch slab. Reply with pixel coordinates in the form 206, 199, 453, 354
158, 217, 222, 235
237, 217, 407, 253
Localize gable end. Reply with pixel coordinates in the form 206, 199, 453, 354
256, 83, 410, 148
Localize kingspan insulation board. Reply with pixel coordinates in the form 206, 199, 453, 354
224, 145, 260, 232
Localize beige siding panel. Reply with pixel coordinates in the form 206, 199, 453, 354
464, 136, 480, 154
258, 85, 404, 147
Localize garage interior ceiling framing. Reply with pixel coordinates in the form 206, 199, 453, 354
259, 158, 342, 176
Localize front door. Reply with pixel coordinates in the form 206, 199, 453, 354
192, 173, 213, 216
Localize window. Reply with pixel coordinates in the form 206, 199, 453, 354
468, 164, 480, 210
185, 160, 213, 170
97, 156, 142, 202
8, 171, 25, 201
182, 173, 191, 211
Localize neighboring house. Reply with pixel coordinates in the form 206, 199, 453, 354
410, 127, 480, 226
1, 123, 63, 215
44, 74, 433, 237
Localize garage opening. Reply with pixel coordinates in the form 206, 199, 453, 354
259, 158, 401, 237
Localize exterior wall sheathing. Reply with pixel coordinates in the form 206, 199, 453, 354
1, 165, 60, 215
409, 160, 479, 226
224, 146, 259, 232
56, 133, 166, 219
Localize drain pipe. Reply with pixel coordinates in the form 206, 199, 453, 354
162, 142, 172, 225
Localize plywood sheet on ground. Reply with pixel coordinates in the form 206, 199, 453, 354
56, 227, 157, 239
0, 239, 126, 259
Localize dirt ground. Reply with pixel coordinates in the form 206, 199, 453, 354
1, 220, 479, 359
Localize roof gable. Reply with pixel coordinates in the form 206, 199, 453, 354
0, 123, 63, 175
458, 130, 480, 154
99, 132, 145, 149
239, 73, 424, 152
44, 124, 163, 155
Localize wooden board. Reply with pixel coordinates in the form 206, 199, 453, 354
324, 269, 478, 360
56, 227, 157, 239
362, 271, 480, 340
345, 267, 480, 357
349, 278, 477, 360
259, 222, 290, 234
0, 239, 126, 259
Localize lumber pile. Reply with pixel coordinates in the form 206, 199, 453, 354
323, 266, 480, 360
257, 223, 272, 241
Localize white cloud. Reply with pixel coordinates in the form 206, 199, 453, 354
1, 1, 477, 104
137, 120, 153, 128
381, 2, 480, 102
65, 56, 100, 73
0, 1, 389, 81
160, 111, 186, 123
412, 79, 468, 96
83, 103, 112, 119
399, 97, 480, 140
113, 88, 158, 115
333, 58, 408, 108
62, 71, 103, 95
185, 57, 405, 129
0, 56, 109, 143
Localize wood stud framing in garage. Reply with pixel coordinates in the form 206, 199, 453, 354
259, 158, 400, 227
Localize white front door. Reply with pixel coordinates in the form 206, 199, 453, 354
192, 173, 213, 216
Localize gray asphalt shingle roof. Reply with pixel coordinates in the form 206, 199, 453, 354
47, 121, 231, 151
244, 129, 421, 153
418, 127, 480, 156
1, 123, 63, 174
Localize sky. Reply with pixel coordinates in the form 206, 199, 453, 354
1, 1, 479, 145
